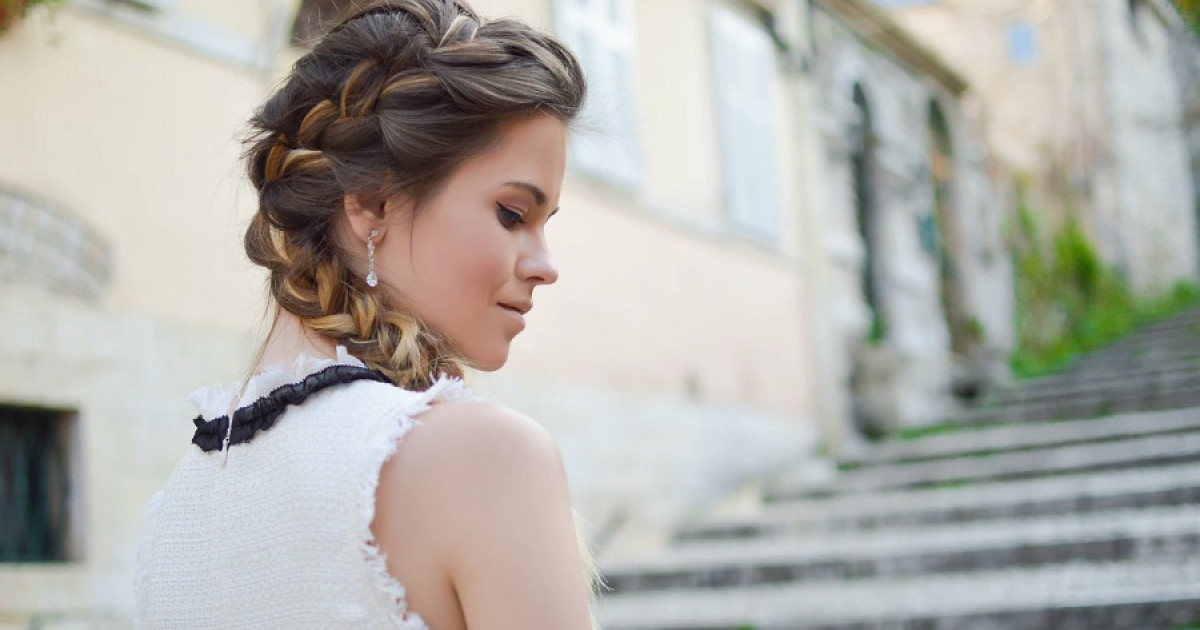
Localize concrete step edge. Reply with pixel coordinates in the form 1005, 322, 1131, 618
595, 559, 1200, 629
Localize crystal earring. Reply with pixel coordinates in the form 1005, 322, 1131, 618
366, 228, 379, 287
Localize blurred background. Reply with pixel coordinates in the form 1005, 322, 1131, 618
2, 0, 1200, 628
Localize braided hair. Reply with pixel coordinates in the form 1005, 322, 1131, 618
243, 0, 586, 389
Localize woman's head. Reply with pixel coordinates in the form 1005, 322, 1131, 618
243, 0, 585, 387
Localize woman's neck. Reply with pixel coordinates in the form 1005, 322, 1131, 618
256, 308, 339, 371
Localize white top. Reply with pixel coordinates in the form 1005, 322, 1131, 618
134, 346, 475, 629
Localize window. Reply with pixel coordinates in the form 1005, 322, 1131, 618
708, 2, 783, 240
0, 186, 113, 300
552, 0, 642, 188
1, 405, 78, 563
1008, 20, 1037, 66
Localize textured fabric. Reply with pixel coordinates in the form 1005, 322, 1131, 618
134, 347, 475, 629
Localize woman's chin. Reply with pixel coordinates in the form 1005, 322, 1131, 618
466, 347, 509, 372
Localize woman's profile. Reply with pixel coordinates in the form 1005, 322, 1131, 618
133, 1, 595, 627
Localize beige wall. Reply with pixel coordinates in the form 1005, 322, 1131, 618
0, 5, 268, 332
883, 0, 1087, 175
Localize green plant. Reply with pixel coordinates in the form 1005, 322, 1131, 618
965, 315, 986, 346
867, 310, 888, 345
1008, 189, 1200, 379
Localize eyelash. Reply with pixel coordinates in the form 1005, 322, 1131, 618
496, 203, 526, 229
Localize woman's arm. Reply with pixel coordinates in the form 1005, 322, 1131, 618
374, 401, 594, 630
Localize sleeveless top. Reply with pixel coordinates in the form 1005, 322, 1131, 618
134, 346, 476, 629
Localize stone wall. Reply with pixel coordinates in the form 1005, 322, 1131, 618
1099, 0, 1199, 291
806, 3, 1011, 438
0, 285, 253, 627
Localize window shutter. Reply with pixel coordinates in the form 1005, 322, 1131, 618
553, 0, 641, 188
708, 2, 783, 239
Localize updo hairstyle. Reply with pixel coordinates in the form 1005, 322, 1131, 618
242, 0, 586, 388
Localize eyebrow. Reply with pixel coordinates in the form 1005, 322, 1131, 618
503, 181, 554, 210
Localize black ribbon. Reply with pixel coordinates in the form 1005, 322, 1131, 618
191, 364, 392, 453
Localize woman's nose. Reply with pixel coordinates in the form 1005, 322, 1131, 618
519, 237, 559, 286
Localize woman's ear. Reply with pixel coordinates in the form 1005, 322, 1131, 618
342, 192, 388, 243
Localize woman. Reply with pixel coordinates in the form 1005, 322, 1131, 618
134, 1, 595, 628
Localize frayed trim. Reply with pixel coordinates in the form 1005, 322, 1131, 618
358, 374, 476, 630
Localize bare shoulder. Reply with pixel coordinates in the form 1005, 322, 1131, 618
401, 401, 563, 474
374, 400, 592, 628
376, 400, 570, 529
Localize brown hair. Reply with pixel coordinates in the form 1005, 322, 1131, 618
242, 0, 586, 388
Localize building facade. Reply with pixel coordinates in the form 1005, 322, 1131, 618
882, 0, 1199, 294
0, 0, 1009, 624
800, 0, 1014, 447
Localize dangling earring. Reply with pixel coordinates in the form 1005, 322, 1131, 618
366, 228, 379, 287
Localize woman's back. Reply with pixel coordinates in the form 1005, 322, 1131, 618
134, 349, 470, 629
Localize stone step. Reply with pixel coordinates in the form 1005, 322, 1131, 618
602, 505, 1200, 594
958, 383, 1200, 425
1070, 340, 1200, 370
844, 407, 1200, 468
683, 462, 1200, 541
1071, 323, 1200, 353
1067, 323, 1200, 363
1064, 343, 1200, 373
596, 558, 1200, 630
1011, 353, 1200, 389
772, 431, 1200, 497
984, 361, 1200, 407
1072, 309, 1200, 348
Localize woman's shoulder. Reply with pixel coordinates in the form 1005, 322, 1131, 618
378, 399, 568, 522
374, 399, 591, 628
403, 400, 563, 476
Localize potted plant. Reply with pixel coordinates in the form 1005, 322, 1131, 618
0, 0, 62, 34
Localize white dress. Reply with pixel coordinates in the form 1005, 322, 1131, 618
134, 346, 474, 629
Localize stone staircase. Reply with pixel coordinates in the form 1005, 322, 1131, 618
962, 306, 1200, 424
594, 308, 1200, 630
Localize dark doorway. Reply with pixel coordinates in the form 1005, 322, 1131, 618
847, 83, 889, 439
850, 84, 884, 343
928, 100, 970, 357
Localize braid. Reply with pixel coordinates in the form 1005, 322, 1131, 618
242, 0, 585, 389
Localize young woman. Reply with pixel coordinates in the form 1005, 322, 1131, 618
134, 1, 595, 628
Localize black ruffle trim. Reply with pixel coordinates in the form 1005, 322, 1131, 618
191, 364, 392, 453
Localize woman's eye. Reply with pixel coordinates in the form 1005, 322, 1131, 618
496, 203, 526, 229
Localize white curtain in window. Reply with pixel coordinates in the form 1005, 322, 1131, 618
708, 2, 782, 239
553, 0, 641, 188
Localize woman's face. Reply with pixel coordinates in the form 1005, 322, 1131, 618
352, 115, 566, 371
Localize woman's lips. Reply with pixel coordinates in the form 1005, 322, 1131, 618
498, 303, 527, 329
